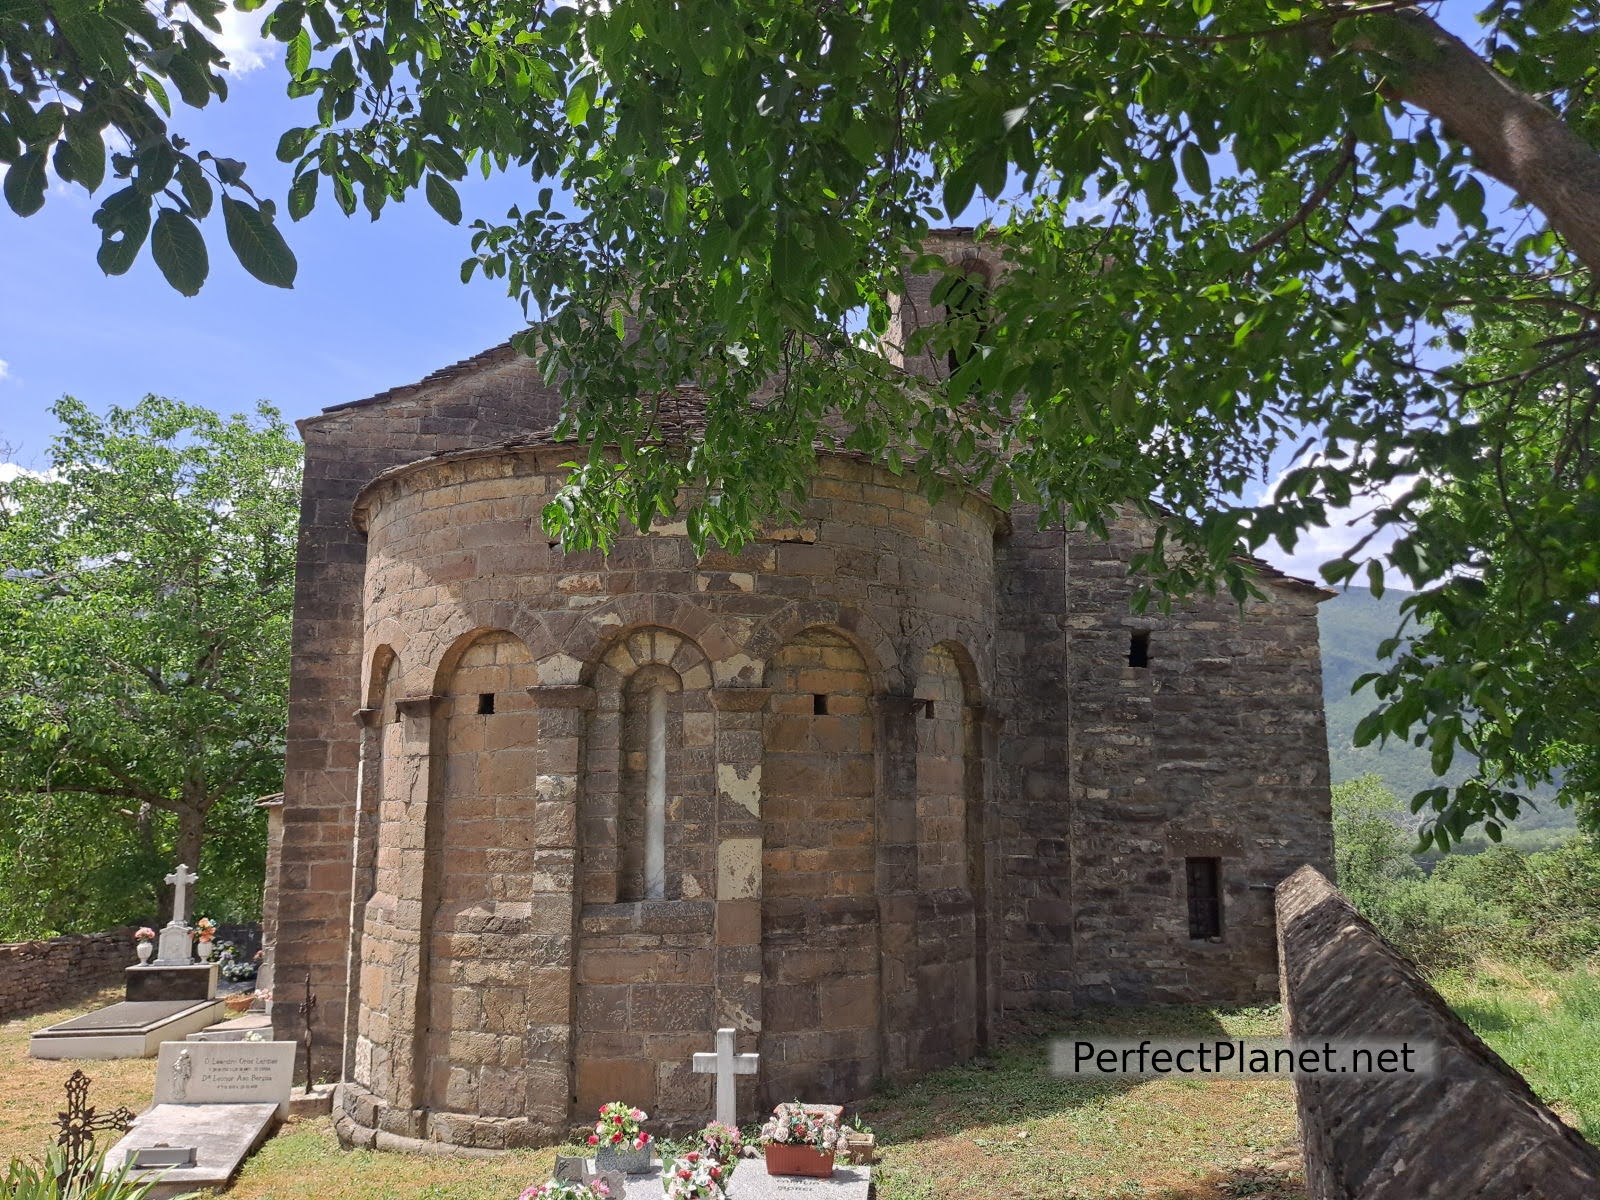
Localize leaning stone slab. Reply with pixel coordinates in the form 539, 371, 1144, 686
726, 1158, 871, 1200
154, 1039, 296, 1118
185, 1012, 271, 1042
102, 1102, 278, 1200
1277, 865, 1600, 1199
29, 999, 226, 1060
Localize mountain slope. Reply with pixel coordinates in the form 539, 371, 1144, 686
1316, 587, 1574, 832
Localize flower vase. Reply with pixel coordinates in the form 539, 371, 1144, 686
593, 1143, 653, 1175
196, 940, 214, 962
764, 1144, 834, 1178
135, 942, 153, 964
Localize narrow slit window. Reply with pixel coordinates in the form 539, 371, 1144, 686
1128, 632, 1150, 669
643, 685, 667, 901
813, 694, 829, 715
923, 699, 936, 720
1186, 858, 1222, 940
476, 692, 495, 715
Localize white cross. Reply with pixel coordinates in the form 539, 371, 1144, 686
691, 1027, 759, 1128
163, 863, 198, 927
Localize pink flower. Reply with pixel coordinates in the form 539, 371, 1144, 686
587, 1135, 598, 1146
611, 1132, 622, 1144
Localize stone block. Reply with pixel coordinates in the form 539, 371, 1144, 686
575, 1059, 656, 1115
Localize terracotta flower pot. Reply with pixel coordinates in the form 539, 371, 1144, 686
764, 1143, 834, 1178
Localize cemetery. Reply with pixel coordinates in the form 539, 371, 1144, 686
4, 0, 1600, 1195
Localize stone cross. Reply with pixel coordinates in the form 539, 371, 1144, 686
164, 863, 198, 925
155, 863, 199, 964
691, 1027, 758, 1128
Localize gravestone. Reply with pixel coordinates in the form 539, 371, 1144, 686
125, 862, 219, 1004
691, 1027, 759, 1128
154, 864, 197, 964
153, 1040, 295, 1117
102, 1040, 296, 1200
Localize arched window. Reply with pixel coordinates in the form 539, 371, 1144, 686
619, 663, 680, 902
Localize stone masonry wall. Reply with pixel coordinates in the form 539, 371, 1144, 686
1278, 866, 1600, 1199
1064, 513, 1333, 1005
0, 929, 137, 1019
278, 348, 566, 1078
335, 445, 1003, 1147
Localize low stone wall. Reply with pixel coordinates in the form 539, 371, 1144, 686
1276, 866, 1600, 1199
0, 928, 138, 1020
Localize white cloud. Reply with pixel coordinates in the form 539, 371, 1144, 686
163, 4, 278, 75
0, 358, 9, 382
1252, 453, 1418, 585
0, 463, 50, 485
213, 5, 278, 75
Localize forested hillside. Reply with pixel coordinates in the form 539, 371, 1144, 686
1317, 587, 1575, 839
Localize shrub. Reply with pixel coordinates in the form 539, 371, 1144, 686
1, 1148, 197, 1200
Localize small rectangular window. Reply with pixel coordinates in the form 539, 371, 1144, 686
813, 694, 828, 715
477, 692, 495, 715
922, 699, 936, 720
1186, 858, 1222, 940
1128, 631, 1150, 669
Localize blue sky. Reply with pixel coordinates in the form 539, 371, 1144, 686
0, 20, 530, 462
0, 7, 1498, 579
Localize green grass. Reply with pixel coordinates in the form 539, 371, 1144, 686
1437, 964, 1600, 1143
2, 996, 1305, 1200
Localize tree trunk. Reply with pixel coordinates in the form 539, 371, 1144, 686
174, 803, 206, 922
1374, 9, 1600, 276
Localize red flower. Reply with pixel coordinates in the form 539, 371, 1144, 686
588, 1135, 598, 1145
611, 1132, 623, 1143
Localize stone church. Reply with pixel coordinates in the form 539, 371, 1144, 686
265, 229, 1334, 1151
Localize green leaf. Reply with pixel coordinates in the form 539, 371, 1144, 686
1180, 143, 1211, 194
177, 157, 214, 218
221, 195, 297, 288
93, 188, 152, 275
3, 151, 48, 217
425, 173, 461, 224
53, 125, 106, 193
286, 29, 311, 77
150, 208, 210, 296
287, 171, 318, 221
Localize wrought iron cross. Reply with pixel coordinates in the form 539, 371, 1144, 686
297, 973, 317, 1094
55, 1070, 135, 1178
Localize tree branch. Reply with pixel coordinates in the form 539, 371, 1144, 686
1369, 9, 1600, 276
1243, 132, 1359, 256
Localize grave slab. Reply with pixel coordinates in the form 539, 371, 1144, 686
154, 1039, 296, 1117
564, 1157, 871, 1200
102, 1101, 278, 1200
29, 1000, 226, 1060
726, 1158, 871, 1200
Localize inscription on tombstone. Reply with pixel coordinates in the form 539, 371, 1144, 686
154, 1041, 296, 1117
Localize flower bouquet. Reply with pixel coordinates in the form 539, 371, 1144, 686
760, 1102, 840, 1178
134, 927, 156, 963
518, 1180, 611, 1200
663, 1150, 729, 1200
193, 917, 217, 960
695, 1121, 743, 1169
588, 1102, 653, 1174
